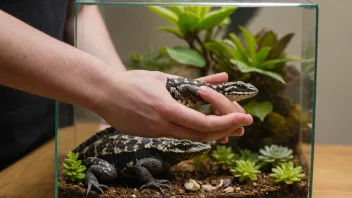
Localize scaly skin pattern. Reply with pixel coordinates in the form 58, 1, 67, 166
166, 77, 258, 108
72, 127, 211, 197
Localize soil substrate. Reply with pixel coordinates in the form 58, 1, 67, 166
58, 155, 309, 198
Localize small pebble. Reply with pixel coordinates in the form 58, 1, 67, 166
170, 196, 176, 198
201, 184, 217, 192
184, 179, 201, 191
210, 179, 217, 185
253, 182, 257, 186
216, 179, 224, 188
178, 188, 185, 194
236, 187, 241, 191
131, 194, 136, 198
199, 194, 206, 197
222, 178, 233, 188
133, 188, 138, 192
223, 187, 235, 193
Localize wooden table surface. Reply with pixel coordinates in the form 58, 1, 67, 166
1, 124, 352, 198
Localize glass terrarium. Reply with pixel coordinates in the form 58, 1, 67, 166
55, 0, 318, 197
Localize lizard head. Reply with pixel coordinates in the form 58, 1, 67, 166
162, 139, 211, 162
218, 81, 258, 101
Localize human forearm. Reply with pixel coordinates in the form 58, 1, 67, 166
65, 2, 126, 71
0, 10, 116, 111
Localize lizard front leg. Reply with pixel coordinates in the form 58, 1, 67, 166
134, 158, 172, 194
84, 157, 117, 198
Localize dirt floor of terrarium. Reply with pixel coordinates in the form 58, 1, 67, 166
58, 155, 309, 198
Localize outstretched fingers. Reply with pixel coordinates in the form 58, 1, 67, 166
162, 112, 249, 142
166, 102, 243, 133
196, 72, 228, 84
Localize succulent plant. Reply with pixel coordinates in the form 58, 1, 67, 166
230, 160, 261, 183
237, 149, 259, 163
211, 145, 237, 167
269, 161, 305, 184
62, 151, 86, 182
258, 145, 293, 166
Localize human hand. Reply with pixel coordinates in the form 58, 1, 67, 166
94, 70, 252, 142
198, 84, 252, 144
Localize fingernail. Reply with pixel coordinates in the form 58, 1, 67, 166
198, 86, 207, 94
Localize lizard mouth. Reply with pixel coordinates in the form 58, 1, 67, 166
186, 143, 211, 157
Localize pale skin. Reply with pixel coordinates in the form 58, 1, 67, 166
0, 5, 253, 144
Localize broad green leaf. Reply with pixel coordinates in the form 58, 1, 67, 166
187, 6, 202, 16
229, 33, 249, 64
196, 7, 237, 30
259, 56, 301, 70
230, 59, 285, 83
148, 6, 178, 24
222, 39, 235, 49
239, 26, 257, 59
166, 47, 206, 67
198, 6, 212, 18
155, 26, 184, 38
243, 100, 273, 121
253, 47, 271, 66
168, 6, 184, 16
177, 11, 200, 34
206, 40, 236, 58
269, 33, 294, 59
258, 31, 277, 48
254, 28, 267, 42
221, 17, 231, 25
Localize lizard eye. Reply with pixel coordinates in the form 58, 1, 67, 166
179, 142, 192, 150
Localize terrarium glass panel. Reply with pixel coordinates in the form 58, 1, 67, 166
55, 1, 318, 197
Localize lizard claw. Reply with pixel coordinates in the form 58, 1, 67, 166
156, 179, 171, 185
139, 180, 172, 195
86, 175, 109, 198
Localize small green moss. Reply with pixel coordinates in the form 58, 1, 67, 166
269, 161, 305, 184
258, 145, 293, 167
230, 160, 261, 183
62, 151, 86, 182
263, 112, 287, 134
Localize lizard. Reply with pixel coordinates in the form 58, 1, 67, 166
72, 127, 212, 197
71, 77, 258, 197
166, 77, 258, 108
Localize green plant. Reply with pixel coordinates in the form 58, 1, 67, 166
192, 154, 211, 172
148, 6, 237, 75
62, 151, 86, 182
211, 145, 237, 167
128, 47, 173, 72
237, 149, 259, 163
258, 145, 293, 166
207, 26, 299, 82
269, 161, 305, 184
230, 160, 261, 183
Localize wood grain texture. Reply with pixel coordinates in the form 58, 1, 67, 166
0, 123, 351, 198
